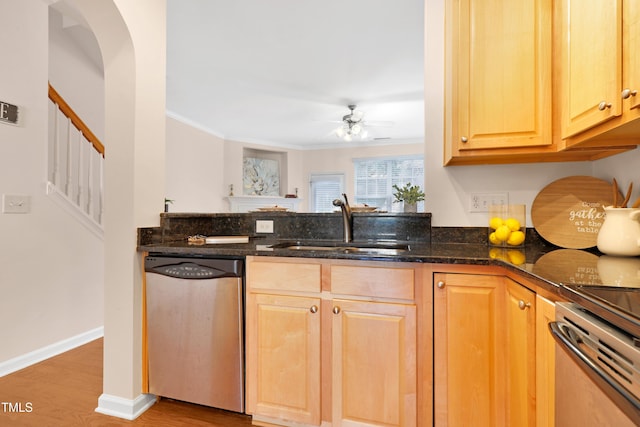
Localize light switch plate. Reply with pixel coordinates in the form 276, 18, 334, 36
256, 219, 274, 233
2, 194, 31, 214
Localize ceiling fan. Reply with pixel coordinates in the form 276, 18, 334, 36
333, 104, 392, 142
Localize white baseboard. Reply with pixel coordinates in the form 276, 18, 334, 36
0, 326, 104, 377
95, 393, 157, 420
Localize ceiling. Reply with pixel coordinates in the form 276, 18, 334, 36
51, 0, 425, 150
166, 0, 425, 149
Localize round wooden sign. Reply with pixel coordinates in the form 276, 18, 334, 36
531, 176, 621, 249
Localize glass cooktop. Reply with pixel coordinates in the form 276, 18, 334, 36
529, 248, 640, 337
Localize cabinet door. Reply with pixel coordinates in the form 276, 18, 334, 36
535, 295, 556, 427
624, 0, 640, 112
246, 293, 321, 425
434, 274, 537, 427
433, 273, 505, 427
561, 0, 622, 137
448, 0, 552, 152
504, 278, 536, 427
331, 299, 417, 427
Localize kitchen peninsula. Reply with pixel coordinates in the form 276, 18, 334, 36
139, 212, 640, 427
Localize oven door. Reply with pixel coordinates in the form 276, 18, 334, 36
550, 304, 640, 426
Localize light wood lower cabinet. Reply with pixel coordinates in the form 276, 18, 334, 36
246, 293, 322, 425
245, 256, 418, 427
433, 272, 536, 427
332, 299, 416, 427
535, 295, 556, 427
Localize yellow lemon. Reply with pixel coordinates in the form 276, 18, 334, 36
506, 230, 525, 246
489, 217, 504, 230
504, 217, 521, 232
488, 232, 501, 245
494, 225, 511, 242
507, 250, 526, 265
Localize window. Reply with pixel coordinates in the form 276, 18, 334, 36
354, 156, 424, 212
309, 173, 345, 212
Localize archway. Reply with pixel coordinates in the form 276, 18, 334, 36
61, 0, 166, 419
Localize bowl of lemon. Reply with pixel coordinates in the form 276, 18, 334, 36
488, 204, 526, 247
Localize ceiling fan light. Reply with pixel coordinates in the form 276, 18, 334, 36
335, 127, 346, 137
351, 124, 362, 135
360, 129, 369, 139
343, 134, 353, 142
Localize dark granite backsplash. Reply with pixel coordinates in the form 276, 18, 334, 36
139, 212, 432, 245
138, 212, 551, 248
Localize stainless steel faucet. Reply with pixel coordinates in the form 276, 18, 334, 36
332, 193, 353, 243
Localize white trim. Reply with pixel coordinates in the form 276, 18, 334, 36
46, 180, 104, 239
0, 326, 104, 377
95, 393, 157, 420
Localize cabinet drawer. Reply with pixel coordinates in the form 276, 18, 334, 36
331, 265, 415, 300
247, 260, 321, 292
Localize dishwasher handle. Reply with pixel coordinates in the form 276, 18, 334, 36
549, 321, 640, 424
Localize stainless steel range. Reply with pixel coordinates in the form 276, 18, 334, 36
551, 302, 640, 425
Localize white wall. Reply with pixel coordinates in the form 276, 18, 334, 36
165, 118, 424, 213
593, 148, 640, 203
166, 116, 226, 212
48, 6, 105, 141
0, 0, 103, 364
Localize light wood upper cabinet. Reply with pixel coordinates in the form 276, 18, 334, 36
444, 0, 554, 164
561, 0, 622, 138
561, 0, 640, 148
443, 0, 636, 164
433, 272, 536, 427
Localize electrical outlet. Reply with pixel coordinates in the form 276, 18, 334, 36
469, 192, 509, 213
2, 194, 31, 214
256, 220, 274, 233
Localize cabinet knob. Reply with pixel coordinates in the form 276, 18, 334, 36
332, 306, 341, 315
518, 300, 531, 310
437, 280, 445, 289
622, 88, 638, 99
310, 305, 318, 314
598, 101, 612, 111
461, 136, 468, 143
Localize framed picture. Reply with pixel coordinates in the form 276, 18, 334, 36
243, 157, 280, 196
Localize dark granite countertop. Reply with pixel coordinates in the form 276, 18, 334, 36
139, 237, 559, 287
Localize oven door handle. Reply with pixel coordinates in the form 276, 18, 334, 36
549, 321, 640, 423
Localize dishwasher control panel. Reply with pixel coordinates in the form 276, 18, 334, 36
145, 256, 243, 280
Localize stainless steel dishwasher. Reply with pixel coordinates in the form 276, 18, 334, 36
144, 255, 244, 412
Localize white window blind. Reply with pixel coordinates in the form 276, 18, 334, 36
309, 173, 345, 212
354, 156, 424, 212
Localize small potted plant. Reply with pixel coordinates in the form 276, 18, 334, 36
392, 183, 425, 213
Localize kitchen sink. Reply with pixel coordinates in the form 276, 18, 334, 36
269, 241, 410, 255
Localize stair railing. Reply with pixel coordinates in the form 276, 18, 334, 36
47, 83, 104, 234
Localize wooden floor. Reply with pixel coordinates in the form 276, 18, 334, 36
0, 338, 252, 426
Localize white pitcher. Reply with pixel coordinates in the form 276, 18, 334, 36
596, 207, 640, 256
